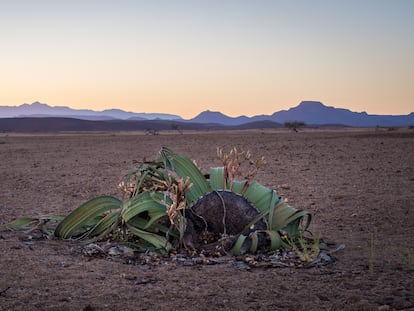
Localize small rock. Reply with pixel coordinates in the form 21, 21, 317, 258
123, 275, 137, 281
136, 278, 157, 285
233, 261, 251, 271
317, 294, 330, 302
83, 305, 95, 311
280, 184, 290, 190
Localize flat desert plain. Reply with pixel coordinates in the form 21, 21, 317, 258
0, 129, 413, 311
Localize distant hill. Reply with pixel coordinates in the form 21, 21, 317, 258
188, 101, 414, 127
230, 120, 283, 129
0, 118, 218, 132
0, 102, 182, 121
271, 101, 414, 127
1, 101, 413, 129
189, 110, 271, 126
0, 117, 284, 132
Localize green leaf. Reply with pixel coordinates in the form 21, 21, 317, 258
267, 190, 278, 231
243, 181, 281, 212
159, 147, 211, 204
0, 215, 65, 233
0, 217, 39, 232
250, 231, 259, 253
272, 201, 311, 232
121, 192, 166, 224
209, 167, 225, 190
134, 166, 170, 197
126, 223, 172, 254
209, 167, 248, 194
283, 213, 312, 237
54, 196, 121, 239
232, 234, 247, 256
83, 210, 120, 241
127, 216, 178, 238
265, 230, 283, 250
43, 215, 66, 223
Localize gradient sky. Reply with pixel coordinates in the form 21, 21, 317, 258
1, 0, 413, 118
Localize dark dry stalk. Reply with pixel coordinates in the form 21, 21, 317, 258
0, 286, 11, 296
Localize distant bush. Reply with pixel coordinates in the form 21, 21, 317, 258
284, 121, 306, 132
145, 129, 159, 135
171, 123, 183, 134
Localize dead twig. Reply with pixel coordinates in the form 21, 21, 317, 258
0, 286, 11, 296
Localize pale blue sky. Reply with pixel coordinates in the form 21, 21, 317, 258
1, 0, 413, 117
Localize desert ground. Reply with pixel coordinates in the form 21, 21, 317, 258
0, 128, 413, 311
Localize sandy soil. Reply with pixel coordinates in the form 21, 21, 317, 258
0, 129, 413, 311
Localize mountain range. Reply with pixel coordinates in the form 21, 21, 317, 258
0, 102, 181, 121
190, 101, 414, 127
0, 101, 413, 130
